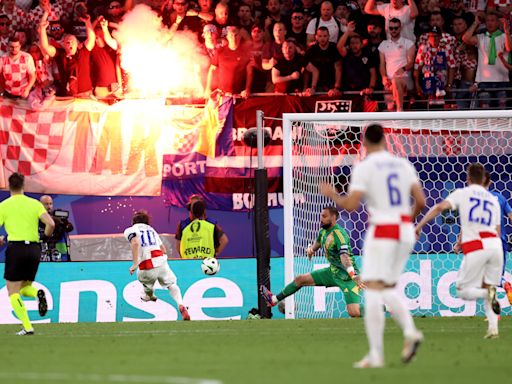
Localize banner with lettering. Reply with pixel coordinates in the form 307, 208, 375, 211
162, 95, 363, 210
0, 98, 223, 196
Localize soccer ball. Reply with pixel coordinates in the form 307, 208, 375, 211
201, 257, 220, 275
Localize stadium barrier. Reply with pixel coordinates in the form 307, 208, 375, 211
69, 233, 176, 261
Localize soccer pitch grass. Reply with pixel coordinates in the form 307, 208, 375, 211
0, 317, 510, 384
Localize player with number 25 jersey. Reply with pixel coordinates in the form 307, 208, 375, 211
445, 185, 501, 252
416, 164, 502, 339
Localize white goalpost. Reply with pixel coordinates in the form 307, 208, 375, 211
282, 110, 512, 319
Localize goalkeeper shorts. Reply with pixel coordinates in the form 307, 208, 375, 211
311, 267, 361, 305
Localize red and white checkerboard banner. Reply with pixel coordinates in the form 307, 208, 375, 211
0, 99, 221, 196
0, 104, 66, 175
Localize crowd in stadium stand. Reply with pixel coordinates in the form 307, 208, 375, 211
0, 0, 510, 110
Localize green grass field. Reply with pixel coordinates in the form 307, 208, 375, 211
0, 317, 510, 384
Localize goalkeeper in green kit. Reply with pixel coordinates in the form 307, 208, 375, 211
260, 206, 364, 317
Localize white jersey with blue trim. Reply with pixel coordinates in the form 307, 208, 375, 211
349, 150, 419, 224
123, 223, 166, 268
446, 184, 501, 243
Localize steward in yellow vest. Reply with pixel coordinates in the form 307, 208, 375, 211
180, 200, 216, 259
180, 218, 216, 259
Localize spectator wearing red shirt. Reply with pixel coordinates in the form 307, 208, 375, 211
38, 9, 95, 97
205, 22, 252, 98
90, 16, 120, 99
262, 21, 286, 70
243, 23, 268, 97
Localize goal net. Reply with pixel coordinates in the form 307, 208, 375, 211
282, 110, 512, 319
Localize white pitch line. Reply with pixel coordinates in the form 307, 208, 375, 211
0, 372, 223, 384
1, 321, 510, 340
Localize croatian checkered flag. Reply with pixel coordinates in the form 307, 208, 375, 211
172, 128, 199, 154
0, 105, 66, 175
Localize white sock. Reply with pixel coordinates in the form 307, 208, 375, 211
364, 289, 385, 363
484, 297, 499, 332
169, 284, 184, 306
457, 287, 486, 300
382, 288, 417, 338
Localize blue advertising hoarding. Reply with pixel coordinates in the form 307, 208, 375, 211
0, 255, 510, 324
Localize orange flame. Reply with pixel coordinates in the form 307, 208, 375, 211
115, 5, 207, 98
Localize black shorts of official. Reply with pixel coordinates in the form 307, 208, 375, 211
4, 242, 42, 281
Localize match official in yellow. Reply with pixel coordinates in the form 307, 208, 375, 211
0, 173, 55, 335
178, 200, 227, 259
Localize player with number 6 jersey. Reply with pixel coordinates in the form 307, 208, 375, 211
321, 124, 426, 368
416, 163, 503, 339
124, 210, 190, 321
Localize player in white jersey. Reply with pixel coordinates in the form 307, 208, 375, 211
321, 124, 426, 368
416, 163, 502, 338
124, 210, 190, 321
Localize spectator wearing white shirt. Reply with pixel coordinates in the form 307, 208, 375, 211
365, 0, 418, 42
306, 1, 342, 45
463, 11, 511, 109
378, 18, 415, 111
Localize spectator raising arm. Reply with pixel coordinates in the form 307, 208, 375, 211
99, 17, 118, 51
364, 0, 379, 16
82, 15, 95, 52
337, 21, 356, 57
462, 19, 479, 46
502, 17, 511, 53
38, 11, 55, 58
408, 0, 418, 19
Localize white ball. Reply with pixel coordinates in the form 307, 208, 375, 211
201, 257, 220, 275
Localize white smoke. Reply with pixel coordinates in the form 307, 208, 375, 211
114, 5, 208, 98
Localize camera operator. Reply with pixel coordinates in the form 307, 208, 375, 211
39, 195, 74, 262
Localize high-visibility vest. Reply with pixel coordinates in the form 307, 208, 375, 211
180, 219, 215, 259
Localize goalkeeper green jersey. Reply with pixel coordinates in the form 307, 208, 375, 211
316, 224, 359, 280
